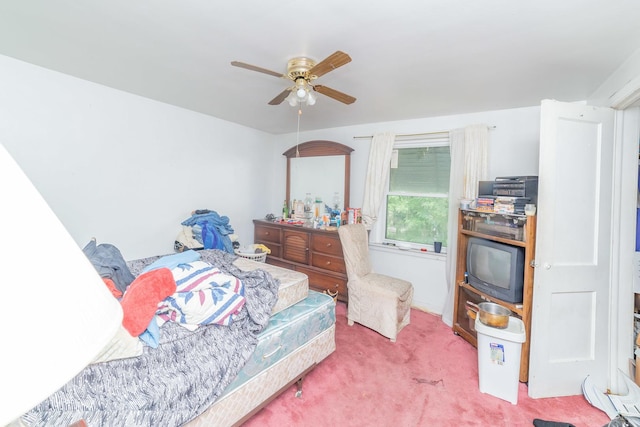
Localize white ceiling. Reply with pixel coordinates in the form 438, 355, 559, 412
1, 1, 639, 134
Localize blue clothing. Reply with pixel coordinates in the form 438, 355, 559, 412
82, 240, 135, 293
139, 316, 160, 348
141, 250, 201, 274
201, 221, 216, 249
181, 211, 234, 253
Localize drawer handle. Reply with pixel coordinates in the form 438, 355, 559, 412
324, 289, 339, 301
326, 243, 332, 248
265, 231, 270, 236
262, 345, 282, 359
326, 261, 331, 266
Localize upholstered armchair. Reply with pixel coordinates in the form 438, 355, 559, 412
338, 224, 414, 342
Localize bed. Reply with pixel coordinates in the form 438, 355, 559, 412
22, 249, 336, 427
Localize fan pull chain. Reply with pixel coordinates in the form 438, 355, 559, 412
295, 107, 302, 157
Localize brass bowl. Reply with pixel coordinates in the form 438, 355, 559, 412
477, 302, 511, 329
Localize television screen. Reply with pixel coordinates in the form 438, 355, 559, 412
468, 243, 511, 289
466, 237, 524, 303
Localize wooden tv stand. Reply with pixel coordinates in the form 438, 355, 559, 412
452, 209, 536, 383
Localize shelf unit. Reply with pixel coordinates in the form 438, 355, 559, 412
452, 209, 536, 383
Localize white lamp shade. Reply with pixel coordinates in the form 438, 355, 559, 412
307, 91, 317, 106
0, 144, 123, 426
286, 90, 298, 106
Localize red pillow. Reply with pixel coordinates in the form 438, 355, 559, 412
120, 268, 176, 336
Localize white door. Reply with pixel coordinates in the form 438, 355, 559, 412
528, 99, 615, 398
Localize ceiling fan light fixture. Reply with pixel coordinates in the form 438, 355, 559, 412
285, 78, 316, 106
286, 91, 298, 106
231, 51, 355, 107
294, 77, 309, 99
306, 90, 316, 105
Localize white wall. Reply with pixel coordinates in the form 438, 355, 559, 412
588, 47, 640, 108
270, 107, 542, 212
271, 106, 542, 313
0, 55, 276, 260
0, 53, 543, 315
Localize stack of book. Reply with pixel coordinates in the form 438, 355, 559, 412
493, 196, 530, 214
475, 197, 495, 212
493, 197, 515, 214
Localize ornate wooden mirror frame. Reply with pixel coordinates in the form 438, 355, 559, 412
283, 140, 354, 210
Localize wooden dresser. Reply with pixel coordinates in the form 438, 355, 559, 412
253, 219, 348, 302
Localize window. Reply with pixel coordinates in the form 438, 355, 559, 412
379, 135, 450, 250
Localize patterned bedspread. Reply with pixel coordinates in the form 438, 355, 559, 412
23, 250, 279, 427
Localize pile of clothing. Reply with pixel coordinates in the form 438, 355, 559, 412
174, 209, 237, 253
82, 241, 248, 349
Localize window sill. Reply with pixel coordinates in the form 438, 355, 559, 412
369, 242, 447, 260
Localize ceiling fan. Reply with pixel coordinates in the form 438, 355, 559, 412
231, 51, 356, 106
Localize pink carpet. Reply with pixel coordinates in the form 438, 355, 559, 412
243, 302, 610, 427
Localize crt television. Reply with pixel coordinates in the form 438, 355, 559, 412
466, 237, 525, 304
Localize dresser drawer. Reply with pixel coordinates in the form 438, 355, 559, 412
311, 234, 343, 257
311, 253, 346, 274
297, 266, 347, 299
258, 242, 281, 258
254, 224, 281, 244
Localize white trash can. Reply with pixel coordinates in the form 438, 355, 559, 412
475, 315, 526, 404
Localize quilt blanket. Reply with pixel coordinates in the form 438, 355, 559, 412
23, 250, 279, 427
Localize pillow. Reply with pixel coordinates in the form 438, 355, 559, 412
121, 268, 176, 336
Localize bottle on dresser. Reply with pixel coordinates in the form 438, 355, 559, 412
304, 193, 313, 218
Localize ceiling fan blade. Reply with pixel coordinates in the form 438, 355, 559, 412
231, 61, 285, 78
313, 85, 356, 105
308, 51, 352, 78
268, 88, 292, 105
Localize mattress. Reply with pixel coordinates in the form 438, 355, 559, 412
222, 290, 336, 395
234, 257, 309, 315
185, 324, 336, 427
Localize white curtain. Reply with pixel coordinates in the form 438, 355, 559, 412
361, 132, 395, 229
441, 124, 489, 326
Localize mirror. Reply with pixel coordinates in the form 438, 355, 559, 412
284, 140, 354, 212
290, 156, 344, 210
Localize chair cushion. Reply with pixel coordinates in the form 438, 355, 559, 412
353, 273, 413, 300
339, 224, 414, 341
347, 272, 414, 341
